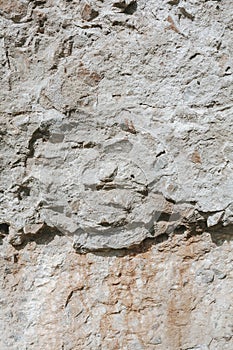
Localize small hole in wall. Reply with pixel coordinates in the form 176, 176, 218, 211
124, 1, 137, 15
0, 224, 8, 245
174, 225, 187, 235
13, 254, 19, 263
17, 186, 30, 200
197, 81, 200, 85
130, 174, 135, 178
113, 1, 137, 15
155, 233, 169, 244
0, 223, 9, 235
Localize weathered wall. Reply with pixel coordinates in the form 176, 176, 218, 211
0, 0, 233, 349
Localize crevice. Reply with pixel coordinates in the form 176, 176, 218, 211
74, 23, 102, 30
179, 7, 194, 21
76, 232, 170, 257
17, 185, 31, 200
113, 1, 137, 15
26, 124, 50, 161
189, 53, 200, 60
30, 0, 47, 7
0, 223, 10, 236
208, 223, 233, 246
112, 20, 138, 31
157, 212, 172, 222
5, 48, 11, 70
156, 150, 166, 158
0, 223, 10, 245
74, 208, 233, 256
174, 224, 187, 235
136, 186, 149, 197
95, 183, 117, 191
71, 141, 97, 149
98, 218, 128, 228
167, 0, 180, 5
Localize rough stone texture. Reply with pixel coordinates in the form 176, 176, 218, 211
0, 0, 233, 349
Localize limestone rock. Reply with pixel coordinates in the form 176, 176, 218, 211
0, 0, 233, 349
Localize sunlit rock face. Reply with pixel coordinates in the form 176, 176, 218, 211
0, 1, 233, 349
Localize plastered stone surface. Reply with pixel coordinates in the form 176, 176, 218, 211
0, 0, 233, 349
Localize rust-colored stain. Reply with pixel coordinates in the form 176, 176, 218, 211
166, 16, 180, 34
191, 150, 202, 164
123, 119, 137, 134
81, 4, 99, 22
166, 260, 194, 348
78, 67, 102, 87
2, 234, 214, 349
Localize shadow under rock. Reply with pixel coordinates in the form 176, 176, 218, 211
14, 224, 64, 250
82, 220, 233, 258
11, 220, 233, 254
209, 223, 233, 246
83, 233, 170, 258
